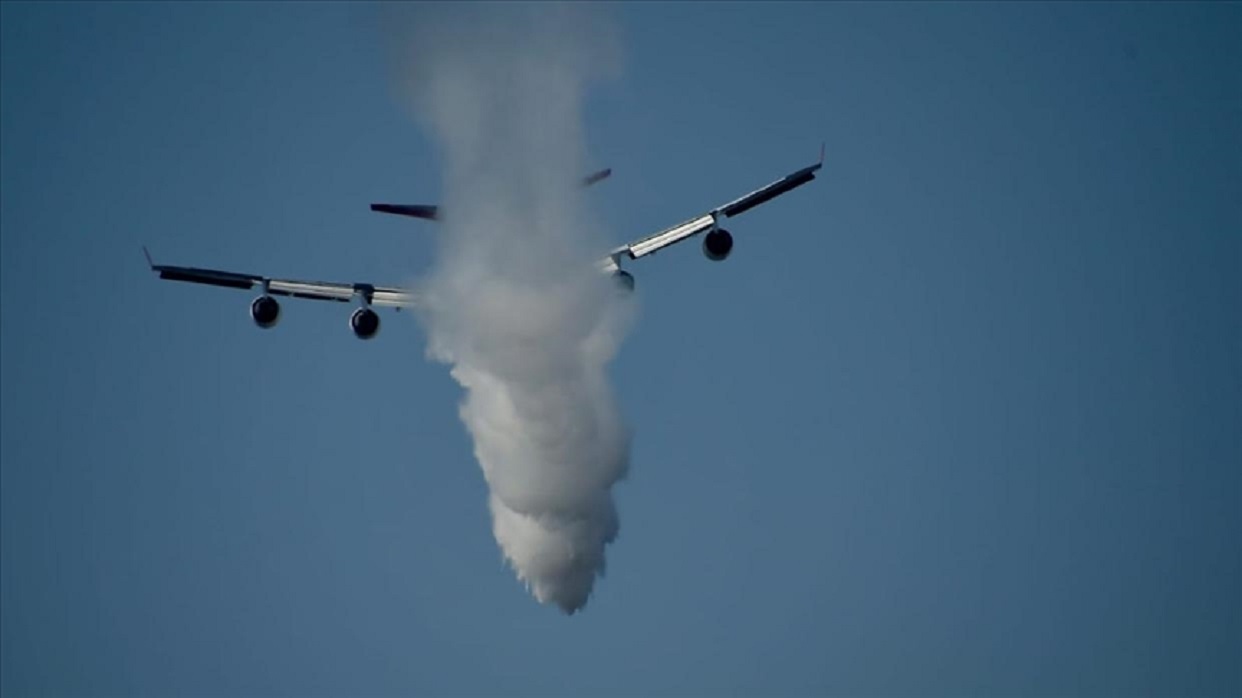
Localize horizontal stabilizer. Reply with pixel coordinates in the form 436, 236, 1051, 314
582, 168, 612, 186
369, 203, 439, 220
371, 168, 610, 222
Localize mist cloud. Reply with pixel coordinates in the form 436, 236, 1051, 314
386, 3, 631, 613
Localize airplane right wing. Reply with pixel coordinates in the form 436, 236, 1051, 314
601, 148, 823, 272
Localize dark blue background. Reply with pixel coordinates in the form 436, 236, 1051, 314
2, 3, 1238, 696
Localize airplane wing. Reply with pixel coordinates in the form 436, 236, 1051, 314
144, 248, 416, 308
370, 167, 613, 222
600, 148, 823, 272
146, 149, 819, 337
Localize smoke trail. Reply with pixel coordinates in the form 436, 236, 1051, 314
385, 4, 632, 613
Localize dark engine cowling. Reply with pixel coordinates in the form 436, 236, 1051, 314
702, 228, 733, 261
350, 307, 380, 340
250, 295, 280, 328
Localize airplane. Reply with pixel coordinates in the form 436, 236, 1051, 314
145, 147, 824, 340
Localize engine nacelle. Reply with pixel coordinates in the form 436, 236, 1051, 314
350, 307, 380, 340
250, 295, 280, 329
702, 229, 733, 261
613, 270, 636, 293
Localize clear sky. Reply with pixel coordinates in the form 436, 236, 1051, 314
2, 2, 1239, 696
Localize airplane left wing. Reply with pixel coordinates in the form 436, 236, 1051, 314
144, 247, 416, 308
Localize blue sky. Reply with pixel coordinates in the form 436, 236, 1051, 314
2, 2, 1239, 696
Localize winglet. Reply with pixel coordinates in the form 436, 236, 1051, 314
818, 142, 825, 166
142, 246, 154, 268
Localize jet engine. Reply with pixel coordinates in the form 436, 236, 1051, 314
702, 228, 733, 261
250, 295, 280, 328
350, 307, 380, 340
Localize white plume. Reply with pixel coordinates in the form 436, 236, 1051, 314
386, 3, 632, 613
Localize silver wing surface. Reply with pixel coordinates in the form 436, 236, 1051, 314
600, 149, 823, 272
144, 249, 416, 308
